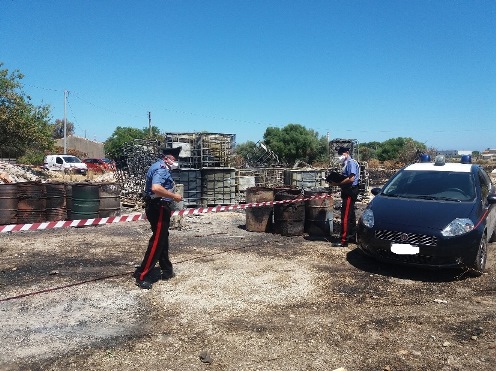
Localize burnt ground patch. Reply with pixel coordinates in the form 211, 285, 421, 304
1, 212, 495, 370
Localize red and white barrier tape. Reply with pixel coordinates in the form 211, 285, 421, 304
0, 194, 331, 234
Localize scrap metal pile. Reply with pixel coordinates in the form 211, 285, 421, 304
113, 136, 375, 207
164, 132, 236, 168
114, 139, 160, 203
114, 133, 237, 204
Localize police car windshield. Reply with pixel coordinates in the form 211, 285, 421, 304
382, 170, 475, 201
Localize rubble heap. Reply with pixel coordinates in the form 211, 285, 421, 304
0, 162, 46, 184
0, 161, 117, 185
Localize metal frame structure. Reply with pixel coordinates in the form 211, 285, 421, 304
164, 132, 236, 168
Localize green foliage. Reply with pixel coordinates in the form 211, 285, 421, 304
51, 118, 75, 139
104, 126, 160, 159
360, 137, 426, 163
314, 136, 330, 163
358, 141, 380, 161
375, 137, 407, 161
0, 63, 54, 158
263, 123, 326, 165
142, 125, 161, 139
17, 149, 46, 166
234, 141, 260, 164
237, 133, 430, 167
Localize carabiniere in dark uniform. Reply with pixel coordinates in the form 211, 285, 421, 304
133, 146, 183, 289
327, 146, 361, 247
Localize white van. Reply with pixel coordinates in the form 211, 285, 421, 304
43, 155, 88, 175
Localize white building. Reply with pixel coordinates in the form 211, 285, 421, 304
481, 148, 496, 161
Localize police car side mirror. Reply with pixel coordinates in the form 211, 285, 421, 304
487, 194, 496, 205
371, 187, 382, 196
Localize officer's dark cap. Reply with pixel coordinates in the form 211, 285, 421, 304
161, 146, 182, 159
337, 147, 350, 155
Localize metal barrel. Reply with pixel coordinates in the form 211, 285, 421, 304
245, 187, 274, 232
98, 182, 122, 218
304, 188, 333, 236
273, 189, 305, 236
45, 182, 67, 221
0, 184, 18, 225
17, 181, 46, 223
70, 183, 100, 220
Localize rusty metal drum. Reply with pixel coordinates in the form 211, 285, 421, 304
98, 182, 121, 218
245, 187, 274, 232
45, 182, 67, 221
0, 184, 18, 225
17, 181, 46, 223
273, 189, 305, 236
304, 188, 333, 236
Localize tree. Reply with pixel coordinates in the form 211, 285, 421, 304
51, 118, 75, 139
314, 136, 330, 164
0, 63, 53, 159
358, 141, 381, 161
375, 137, 426, 163
263, 124, 326, 165
396, 138, 427, 164
104, 126, 160, 160
234, 141, 261, 166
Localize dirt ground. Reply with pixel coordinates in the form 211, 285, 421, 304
1, 207, 495, 371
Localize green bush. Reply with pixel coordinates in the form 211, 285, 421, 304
17, 150, 46, 166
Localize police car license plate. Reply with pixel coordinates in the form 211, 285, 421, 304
391, 243, 419, 255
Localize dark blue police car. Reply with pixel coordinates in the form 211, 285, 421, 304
357, 155, 496, 276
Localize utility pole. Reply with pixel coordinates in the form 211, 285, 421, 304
64, 90, 68, 154
327, 131, 330, 164
148, 111, 152, 137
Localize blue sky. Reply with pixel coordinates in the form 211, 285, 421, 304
1, 0, 495, 151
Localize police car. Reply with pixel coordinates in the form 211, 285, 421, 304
357, 155, 496, 276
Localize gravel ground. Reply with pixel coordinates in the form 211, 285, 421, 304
1, 208, 495, 371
